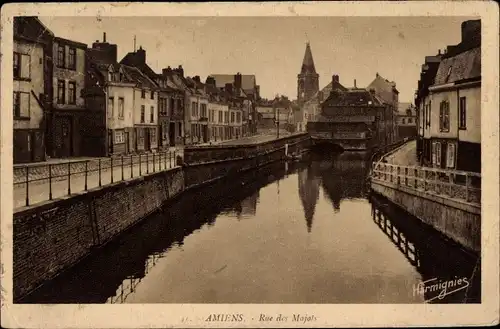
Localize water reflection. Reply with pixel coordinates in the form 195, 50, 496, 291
369, 194, 481, 303
19, 151, 479, 304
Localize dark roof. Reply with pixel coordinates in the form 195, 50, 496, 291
121, 65, 158, 89
120, 51, 158, 81
14, 16, 53, 45
305, 80, 347, 106
54, 36, 87, 49
210, 74, 256, 90
300, 42, 317, 74
433, 47, 480, 85
323, 89, 383, 107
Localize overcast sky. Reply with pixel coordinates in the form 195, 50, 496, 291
39, 16, 474, 102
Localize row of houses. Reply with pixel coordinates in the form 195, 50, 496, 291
13, 17, 260, 164
415, 19, 481, 173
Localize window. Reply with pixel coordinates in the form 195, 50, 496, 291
68, 81, 76, 104
191, 102, 196, 116
237, 112, 241, 123
150, 128, 156, 143
218, 111, 223, 123
162, 122, 168, 139
114, 130, 125, 144
150, 91, 154, 100
57, 44, 65, 68
402, 118, 406, 124
13, 52, 31, 79
68, 47, 76, 70
425, 102, 431, 128
200, 104, 207, 118
13, 91, 30, 118
118, 97, 124, 119
447, 143, 456, 168
434, 142, 442, 167
459, 97, 467, 129
141, 90, 146, 99
140, 105, 145, 123
439, 101, 450, 132
13, 52, 20, 78
408, 118, 412, 124
170, 98, 175, 116
231, 112, 235, 123
108, 97, 114, 118
150, 106, 154, 123
57, 80, 65, 104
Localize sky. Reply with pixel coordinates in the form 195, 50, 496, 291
39, 16, 474, 102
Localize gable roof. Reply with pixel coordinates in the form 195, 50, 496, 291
433, 47, 480, 85
323, 88, 383, 107
304, 80, 347, 106
121, 65, 158, 89
14, 16, 53, 45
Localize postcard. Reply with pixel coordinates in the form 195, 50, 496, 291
1, 1, 499, 328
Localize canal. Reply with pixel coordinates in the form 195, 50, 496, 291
20, 151, 480, 304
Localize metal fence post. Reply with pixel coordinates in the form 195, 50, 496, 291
414, 168, 418, 188
139, 154, 142, 176
131, 154, 133, 178
49, 164, 53, 200
25, 167, 29, 206
111, 157, 114, 183
465, 174, 470, 202
147, 153, 150, 174
164, 151, 167, 169
85, 161, 88, 191
99, 158, 102, 187
153, 153, 156, 172
121, 155, 124, 181
169, 151, 172, 168
67, 162, 71, 195
174, 150, 176, 167
159, 152, 162, 171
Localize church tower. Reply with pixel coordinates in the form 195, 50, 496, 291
297, 42, 319, 106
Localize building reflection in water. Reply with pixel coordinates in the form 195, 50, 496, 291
298, 164, 320, 232
297, 150, 370, 232
369, 194, 481, 304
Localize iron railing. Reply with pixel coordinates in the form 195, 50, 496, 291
371, 162, 481, 205
14, 150, 183, 209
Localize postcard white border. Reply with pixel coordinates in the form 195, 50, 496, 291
1, 1, 499, 328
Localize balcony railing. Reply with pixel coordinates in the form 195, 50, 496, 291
371, 162, 481, 205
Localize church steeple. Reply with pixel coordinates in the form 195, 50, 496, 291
297, 42, 319, 106
301, 42, 317, 74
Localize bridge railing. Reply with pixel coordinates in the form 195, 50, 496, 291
372, 162, 481, 205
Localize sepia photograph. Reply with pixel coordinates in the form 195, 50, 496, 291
1, 1, 499, 328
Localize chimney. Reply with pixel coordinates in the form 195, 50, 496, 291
136, 46, 146, 64
332, 74, 339, 85
225, 83, 233, 94
354, 79, 357, 88
438, 49, 441, 55
162, 66, 172, 77
376, 72, 379, 78
234, 72, 242, 90
369, 88, 376, 94
103, 32, 106, 43
205, 76, 216, 86
177, 65, 184, 77
193, 75, 201, 83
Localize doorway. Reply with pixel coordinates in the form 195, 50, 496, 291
54, 115, 73, 158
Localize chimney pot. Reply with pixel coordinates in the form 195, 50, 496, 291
103, 32, 106, 42
354, 79, 357, 88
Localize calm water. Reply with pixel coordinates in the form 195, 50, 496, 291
21, 151, 480, 304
